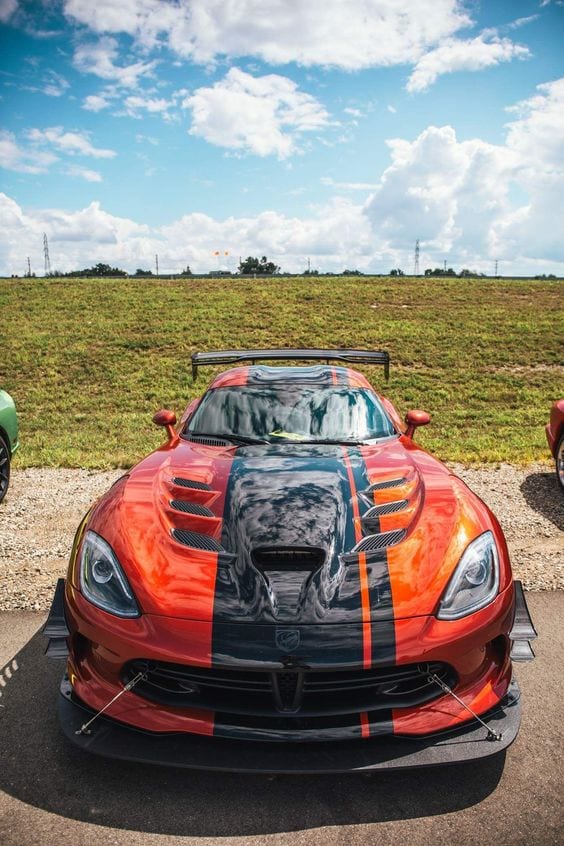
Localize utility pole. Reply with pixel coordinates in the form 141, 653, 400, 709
444, 259, 447, 273
413, 239, 420, 275
43, 233, 51, 276
26, 257, 31, 277
494, 259, 498, 278
155, 254, 159, 276
307, 257, 311, 273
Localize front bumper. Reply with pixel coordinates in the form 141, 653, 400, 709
59, 675, 521, 772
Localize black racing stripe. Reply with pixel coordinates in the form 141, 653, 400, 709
212, 446, 368, 667
346, 447, 396, 667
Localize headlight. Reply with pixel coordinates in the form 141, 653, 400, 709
437, 531, 499, 620
79, 530, 139, 617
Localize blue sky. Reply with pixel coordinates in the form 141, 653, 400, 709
1, 0, 563, 275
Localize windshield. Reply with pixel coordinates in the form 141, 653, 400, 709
186, 385, 395, 443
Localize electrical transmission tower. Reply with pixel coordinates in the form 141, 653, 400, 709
43, 233, 51, 276
494, 259, 498, 278
413, 239, 420, 275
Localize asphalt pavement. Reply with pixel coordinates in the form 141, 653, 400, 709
0, 592, 562, 846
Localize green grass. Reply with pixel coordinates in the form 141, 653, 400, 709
1, 276, 562, 468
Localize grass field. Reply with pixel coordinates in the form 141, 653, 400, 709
1, 275, 562, 468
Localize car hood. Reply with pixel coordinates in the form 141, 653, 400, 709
87, 437, 497, 623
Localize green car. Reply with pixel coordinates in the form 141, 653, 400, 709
0, 389, 18, 502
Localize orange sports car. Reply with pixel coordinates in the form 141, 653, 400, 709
44, 349, 536, 771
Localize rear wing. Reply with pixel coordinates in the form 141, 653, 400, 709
191, 349, 390, 381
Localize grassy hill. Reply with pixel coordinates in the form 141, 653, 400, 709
1, 275, 562, 467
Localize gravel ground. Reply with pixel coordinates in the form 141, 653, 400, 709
0, 464, 562, 610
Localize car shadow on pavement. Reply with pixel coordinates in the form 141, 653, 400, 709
0, 628, 506, 838
520, 472, 564, 532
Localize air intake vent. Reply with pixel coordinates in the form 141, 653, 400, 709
367, 477, 406, 491
352, 529, 406, 552
170, 500, 214, 517
186, 435, 230, 448
252, 547, 325, 571
172, 477, 212, 491
363, 500, 408, 519
172, 528, 223, 552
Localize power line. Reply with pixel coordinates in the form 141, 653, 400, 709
43, 233, 51, 276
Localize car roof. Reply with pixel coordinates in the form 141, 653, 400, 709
209, 364, 372, 390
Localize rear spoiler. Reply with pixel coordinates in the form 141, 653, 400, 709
191, 349, 390, 381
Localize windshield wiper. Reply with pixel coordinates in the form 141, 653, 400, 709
291, 438, 367, 445
188, 431, 269, 445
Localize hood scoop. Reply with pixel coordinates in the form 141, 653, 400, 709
252, 547, 325, 572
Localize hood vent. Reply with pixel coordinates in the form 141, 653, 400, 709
352, 529, 406, 553
172, 477, 212, 491
363, 500, 408, 519
367, 477, 406, 491
170, 500, 214, 517
186, 435, 230, 448
252, 547, 325, 572
172, 528, 224, 552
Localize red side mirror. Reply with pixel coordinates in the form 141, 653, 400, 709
405, 409, 431, 439
153, 409, 178, 444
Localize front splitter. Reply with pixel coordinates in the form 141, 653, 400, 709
57, 677, 521, 773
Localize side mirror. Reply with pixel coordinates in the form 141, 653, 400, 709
153, 409, 178, 444
405, 409, 431, 440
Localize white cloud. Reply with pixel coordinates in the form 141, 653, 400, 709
407, 33, 530, 93
321, 177, 379, 191
73, 36, 156, 87
82, 93, 111, 112
123, 94, 174, 118
2, 80, 563, 277
0, 0, 17, 23
65, 164, 103, 182
0, 130, 59, 174
184, 68, 330, 158
63, 0, 472, 70
25, 127, 117, 159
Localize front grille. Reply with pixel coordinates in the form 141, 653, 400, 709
352, 529, 406, 552
172, 477, 212, 491
171, 528, 223, 552
123, 660, 456, 722
170, 500, 214, 517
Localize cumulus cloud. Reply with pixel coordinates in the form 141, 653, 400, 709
0, 130, 58, 174
123, 94, 174, 118
184, 68, 330, 158
2, 79, 563, 276
73, 36, 156, 87
63, 0, 472, 70
407, 33, 530, 93
82, 93, 111, 112
25, 127, 117, 158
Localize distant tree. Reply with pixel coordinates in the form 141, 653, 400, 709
66, 262, 127, 277
134, 268, 153, 276
238, 256, 280, 275
342, 269, 363, 276
389, 268, 405, 276
181, 265, 192, 276
303, 268, 319, 276
424, 267, 456, 277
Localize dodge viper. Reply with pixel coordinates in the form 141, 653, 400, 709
0, 388, 19, 503
44, 349, 537, 772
